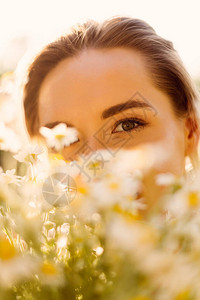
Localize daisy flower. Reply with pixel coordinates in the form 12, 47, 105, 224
13, 144, 45, 164
0, 168, 24, 186
39, 123, 79, 152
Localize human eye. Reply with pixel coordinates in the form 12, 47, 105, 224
112, 117, 148, 133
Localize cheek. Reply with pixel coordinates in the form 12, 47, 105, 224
149, 122, 186, 176
111, 137, 186, 177
119, 120, 186, 176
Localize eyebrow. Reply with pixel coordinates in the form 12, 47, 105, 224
101, 99, 154, 119
43, 99, 154, 129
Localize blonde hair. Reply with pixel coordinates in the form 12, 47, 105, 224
23, 15, 200, 170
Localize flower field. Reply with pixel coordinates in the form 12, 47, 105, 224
1, 72, 200, 300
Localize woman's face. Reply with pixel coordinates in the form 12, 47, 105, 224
38, 47, 191, 176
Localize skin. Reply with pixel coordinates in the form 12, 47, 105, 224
38, 47, 198, 176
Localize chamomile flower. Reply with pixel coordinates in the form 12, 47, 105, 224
0, 236, 38, 288
13, 144, 45, 164
39, 123, 79, 152
39, 260, 65, 286
0, 168, 24, 186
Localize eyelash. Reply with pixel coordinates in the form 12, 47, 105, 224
112, 117, 148, 134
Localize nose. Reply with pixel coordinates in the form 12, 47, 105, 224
83, 134, 105, 154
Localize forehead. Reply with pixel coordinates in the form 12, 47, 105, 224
38, 47, 173, 125
40, 47, 146, 86
39, 47, 147, 100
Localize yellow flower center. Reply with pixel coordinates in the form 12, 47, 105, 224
41, 261, 57, 275
188, 191, 199, 207
77, 186, 88, 194
0, 238, 16, 260
109, 182, 119, 190
174, 289, 191, 300
55, 134, 65, 140
113, 204, 142, 221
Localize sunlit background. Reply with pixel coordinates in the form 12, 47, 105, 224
1, 0, 200, 80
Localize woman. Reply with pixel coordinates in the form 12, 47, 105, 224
23, 15, 200, 177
